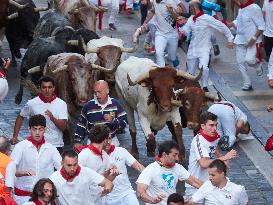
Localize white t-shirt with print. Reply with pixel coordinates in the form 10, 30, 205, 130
186, 133, 219, 190
103, 147, 137, 204
20, 96, 68, 147
263, 0, 273, 37
192, 180, 248, 205
136, 161, 190, 205
78, 148, 111, 204
50, 166, 104, 205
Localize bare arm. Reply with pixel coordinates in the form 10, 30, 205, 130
137, 183, 165, 204
98, 178, 114, 196
12, 115, 25, 144
45, 110, 67, 132
104, 165, 120, 182
185, 176, 203, 189
131, 161, 145, 172
143, 10, 155, 26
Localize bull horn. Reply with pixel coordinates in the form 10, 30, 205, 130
204, 92, 220, 101
47, 36, 56, 41
171, 99, 183, 107
7, 12, 18, 20
127, 72, 149, 86
9, 0, 28, 9
90, 64, 114, 73
67, 40, 79, 46
68, 8, 79, 15
80, 37, 99, 53
120, 42, 138, 53
176, 66, 203, 81
34, 6, 49, 12
20, 79, 39, 96
52, 65, 68, 73
28, 66, 41, 74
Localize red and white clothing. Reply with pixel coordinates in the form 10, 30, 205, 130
233, 1, 265, 87
20, 96, 68, 148
181, 13, 233, 88
136, 161, 190, 205
10, 140, 61, 204
262, 0, 273, 80
185, 131, 219, 198
103, 146, 139, 205
0, 69, 8, 102
78, 145, 111, 204
208, 101, 247, 147
50, 166, 104, 205
191, 179, 249, 205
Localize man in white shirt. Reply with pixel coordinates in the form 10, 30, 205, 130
23, 178, 57, 205
208, 101, 250, 150
181, 0, 233, 92
11, 114, 62, 205
187, 159, 249, 205
78, 124, 119, 204
142, 0, 186, 67
136, 140, 203, 205
185, 111, 239, 202
103, 136, 145, 205
228, 0, 265, 91
262, 0, 273, 88
50, 150, 113, 205
12, 76, 68, 153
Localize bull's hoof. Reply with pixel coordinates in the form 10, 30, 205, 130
147, 151, 155, 157
15, 94, 22, 105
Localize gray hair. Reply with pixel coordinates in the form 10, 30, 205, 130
0, 136, 11, 154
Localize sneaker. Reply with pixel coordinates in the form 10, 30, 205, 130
218, 135, 230, 151
203, 87, 209, 92
109, 23, 117, 31
241, 85, 253, 91
213, 44, 220, 56
255, 63, 263, 76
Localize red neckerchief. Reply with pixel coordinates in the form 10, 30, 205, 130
240, 0, 254, 9
60, 165, 81, 181
193, 11, 204, 22
38, 94, 57, 103
155, 156, 175, 168
0, 69, 7, 78
27, 136, 45, 149
198, 130, 220, 142
88, 144, 103, 160
107, 145, 115, 155
33, 199, 57, 205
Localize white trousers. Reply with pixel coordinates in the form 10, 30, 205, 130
104, 192, 140, 205
186, 52, 210, 87
155, 31, 178, 67
267, 49, 273, 80
0, 78, 8, 102
125, 0, 139, 8
236, 44, 260, 87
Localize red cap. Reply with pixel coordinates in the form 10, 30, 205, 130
265, 134, 273, 151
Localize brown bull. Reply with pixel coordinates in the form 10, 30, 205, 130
54, 0, 107, 32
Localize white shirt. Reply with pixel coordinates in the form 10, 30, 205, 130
192, 180, 248, 205
78, 147, 110, 203
103, 147, 136, 204
262, 0, 273, 37
20, 96, 68, 147
186, 133, 219, 189
50, 166, 104, 205
5, 161, 16, 189
233, 4, 265, 45
136, 161, 190, 205
152, 0, 179, 34
10, 140, 61, 192
182, 14, 234, 59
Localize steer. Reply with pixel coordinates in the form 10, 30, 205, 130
5, 0, 50, 64
115, 56, 202, 162
54, 0, 107, 32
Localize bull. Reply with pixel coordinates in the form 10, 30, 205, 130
5, 0, 50, 64
115, 56, 202, 162
53, 0, 107, 32
15, 26, 99, 104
